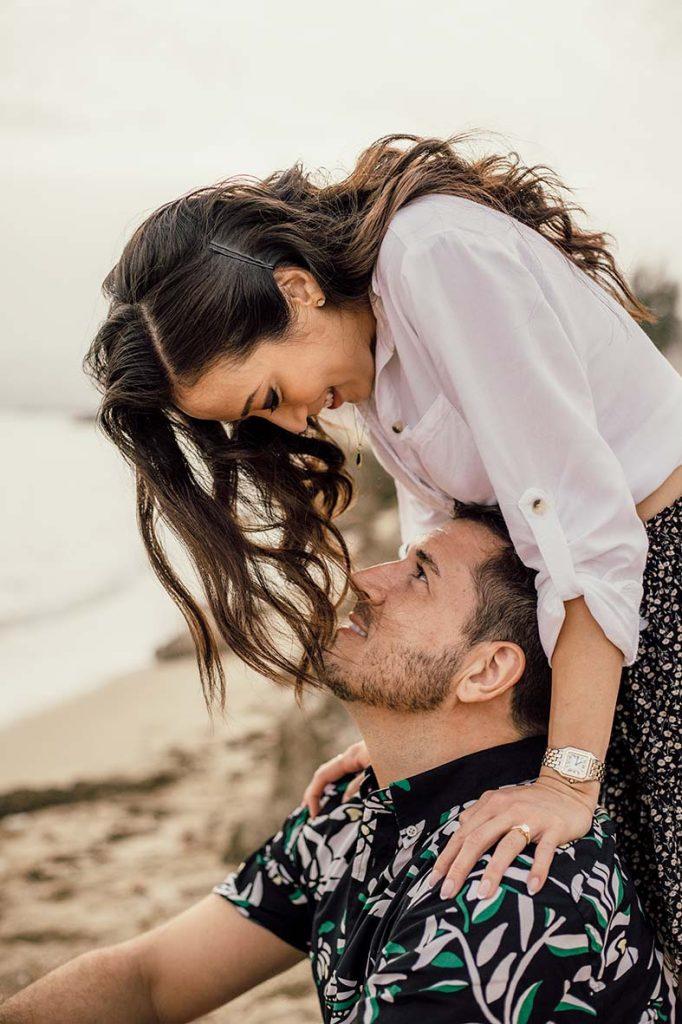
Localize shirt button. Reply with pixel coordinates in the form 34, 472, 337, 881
531, 497, 547, 515
405, 824, 419, 838
391, 421, 404, 434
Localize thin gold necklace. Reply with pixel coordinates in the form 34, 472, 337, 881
352, 405, 368, 467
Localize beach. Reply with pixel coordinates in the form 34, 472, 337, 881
0, 649, 359, 1021
0, 398, 399, 1019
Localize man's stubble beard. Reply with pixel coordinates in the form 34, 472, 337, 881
320, 639, 468, 714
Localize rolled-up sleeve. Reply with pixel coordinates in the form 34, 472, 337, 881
391, 227, 648, 666
395, 479, 452, 558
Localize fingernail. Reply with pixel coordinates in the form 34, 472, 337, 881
527, 877, 540, 895
477, 879, 491, 899
427, 870, 442, 888
440, 879, 456, 900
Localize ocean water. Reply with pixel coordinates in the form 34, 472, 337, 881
2, 0, 681, 728
0, 410, 186, 728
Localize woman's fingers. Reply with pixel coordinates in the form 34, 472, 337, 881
427, 818, 524, 899
463, 827, 561, 900
302, 755, 343, 817
525, 835, 563, 894
427, 800, 496, 880
428, 812, 563, 900
302, 741, 370, 816
341, 771, 367, 803
468, 827, 535, 899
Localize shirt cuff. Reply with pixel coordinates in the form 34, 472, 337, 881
517, 487, 645, 666
212, 877, 311, 954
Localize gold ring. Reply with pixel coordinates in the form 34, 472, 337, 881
509, 823, 532, 845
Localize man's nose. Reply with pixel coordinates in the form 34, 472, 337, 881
351, 562, 394, 604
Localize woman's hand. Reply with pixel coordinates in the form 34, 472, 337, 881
428, 774, 599, 900
302, 740, 371, 817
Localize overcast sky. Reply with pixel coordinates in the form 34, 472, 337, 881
1, 0, 681, 411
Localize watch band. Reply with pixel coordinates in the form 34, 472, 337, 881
541, 746, 606, 785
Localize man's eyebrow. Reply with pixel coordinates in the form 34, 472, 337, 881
240, 383, 262, 419
415, 547, 440, 577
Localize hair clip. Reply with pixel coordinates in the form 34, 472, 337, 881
208, 240, 274, 271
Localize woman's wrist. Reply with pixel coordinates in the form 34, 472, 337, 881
538, 765, 601, 803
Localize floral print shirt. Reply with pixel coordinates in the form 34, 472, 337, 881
213, 735, 677, 1022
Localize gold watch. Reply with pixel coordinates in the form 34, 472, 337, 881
541, 746, 605, 785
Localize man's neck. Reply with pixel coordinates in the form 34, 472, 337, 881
347, 703, 523, 788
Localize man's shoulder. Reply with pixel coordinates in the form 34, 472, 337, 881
403, 804, 641, 945
365, 807, 667, 1021
288, 773, 365, 847
540, 806, 645, 936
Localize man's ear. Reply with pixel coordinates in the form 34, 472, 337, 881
454, 642, 526, 704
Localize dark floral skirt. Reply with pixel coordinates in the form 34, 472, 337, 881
602, 492, 682, 985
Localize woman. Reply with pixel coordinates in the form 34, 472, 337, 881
84, 132, 682, 984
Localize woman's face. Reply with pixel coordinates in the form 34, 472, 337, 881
174, 267, 377, 434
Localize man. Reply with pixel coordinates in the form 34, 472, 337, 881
1, 505, 676, 1023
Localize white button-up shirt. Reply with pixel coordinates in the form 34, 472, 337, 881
356, 194, 682, 667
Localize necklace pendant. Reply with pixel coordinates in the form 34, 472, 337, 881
355, 449, 363, 467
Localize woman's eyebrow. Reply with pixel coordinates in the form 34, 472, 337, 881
415, 547, 441, 577
241, 383, 263, 418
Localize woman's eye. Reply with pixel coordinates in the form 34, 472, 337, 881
265, 388, 280, 413
410, 563, 428, 583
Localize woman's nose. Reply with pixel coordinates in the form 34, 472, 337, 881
279, 405, 310, 434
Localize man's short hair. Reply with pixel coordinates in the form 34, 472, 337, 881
451, 499, 551, 737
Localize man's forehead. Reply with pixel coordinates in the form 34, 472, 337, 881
414, 519, 500, 572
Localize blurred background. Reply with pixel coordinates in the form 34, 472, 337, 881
1, 1, 681, 1019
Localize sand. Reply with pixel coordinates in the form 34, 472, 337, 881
0, 651, 358, 1021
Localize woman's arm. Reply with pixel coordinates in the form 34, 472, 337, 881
544, 593, 623, 773
429, 593, 623, 899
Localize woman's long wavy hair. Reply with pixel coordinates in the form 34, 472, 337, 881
83, 130, 655, 716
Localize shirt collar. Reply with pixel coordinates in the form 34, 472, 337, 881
368, 285, 395, 374
357, 735, 548, 835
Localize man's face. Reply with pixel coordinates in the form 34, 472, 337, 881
321, 519, 502, 712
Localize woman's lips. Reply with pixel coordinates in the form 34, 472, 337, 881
317, 387, 344, 415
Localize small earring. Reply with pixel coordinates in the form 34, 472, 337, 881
317, 297, 326, 307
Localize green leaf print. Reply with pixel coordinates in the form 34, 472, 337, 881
318, 920, 335, 934
329, 994, 362, 1012
472, 886, 506, 924
431, 950, 465, 968
228, 897, 251, 909
555, 993, 598, 1015
419, 848, 437, 861
581, 893, 608, 929
546, 933, 591, 957
421, 980, 469, 993
283, 808, 308, 854
455, 884, 471, 933
393, 778, 411, 791
382, 941, 408, 957
585, 922, 603, 952
515, 980, 542, 1024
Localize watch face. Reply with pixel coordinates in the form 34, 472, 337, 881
562, 750, 590, 778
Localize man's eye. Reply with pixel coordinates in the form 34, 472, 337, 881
410, 563, 428, 583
